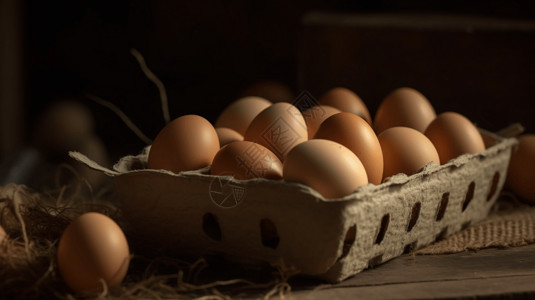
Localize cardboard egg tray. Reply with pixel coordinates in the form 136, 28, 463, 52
70, 130, 517, 282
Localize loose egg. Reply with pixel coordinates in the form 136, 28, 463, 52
216, 127, 244, 147
302, 105, 341, 138
283, 139, 368, 199
424, 112, 485, 164
374, 87, 436, 134
244, 102, 307, 161
74, 134, 110, 189
211, 141, 283, 180
314, 112, 383, 185
506, 134, 535, 203
33, 100, 95, 158
215, 96, 272, 135
57, 212, 130, 295
148, 114, 219, 173
241, 80, 295, 103
378, 127, 440, 181
318, 87, 372, 124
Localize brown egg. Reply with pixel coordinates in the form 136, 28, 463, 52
33, 100, 95, 157
424, 112, 485, 164
283, 139, 368, 199
506, 134, 535, 203
216, 127, 244, 147
148, 115, 219, 173
241, 80, 295, 103
215, 96, 272, 135
57, 212, 130, 295
74, 134, 110, 188
374, 87, 436, 134
244, 102, 307, 161
0, 225, 6, 243
314, 112, 383, 185
318, 87, 372, 124
302, 105, 341, 138
378, 127, 440, 181
211, 141, 283, 180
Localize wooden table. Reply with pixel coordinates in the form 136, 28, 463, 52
290, 244, 535, 299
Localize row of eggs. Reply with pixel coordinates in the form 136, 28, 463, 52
147, 87, 486, 199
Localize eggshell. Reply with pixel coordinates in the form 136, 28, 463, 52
314, 112, 383, 185
318, 87, 372, 124
283, 139, 368, 199
506, 134, 535, 203
216, 127, 244, 147
374, 87, 436, 134
74, 134, 110, 188
215, 96, 272, 135
33, 100, 95, 157
57, 212, 130, 295
0, 225, 6, 243
244, 102, 307, 161
424, 112, 485, 164
211, 141, 283, 180
148, 114, 220, 173
302, 105, 341, 138
378, 126, 440, 181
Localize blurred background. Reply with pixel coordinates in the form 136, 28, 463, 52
1, 0, 534, 189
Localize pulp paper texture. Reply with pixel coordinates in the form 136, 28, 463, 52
70, 132, 516, 282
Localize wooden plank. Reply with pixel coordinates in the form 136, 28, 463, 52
291, 244, 535, 299
294, 275, 535, 300
0, 0, 24, 160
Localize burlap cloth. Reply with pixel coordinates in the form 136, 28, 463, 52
416, 193, 535, 255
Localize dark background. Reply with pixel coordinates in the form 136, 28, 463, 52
7, 0, 535, 162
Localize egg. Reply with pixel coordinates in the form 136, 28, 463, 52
244, 102, 307, 161
216, 127, 244, 147
57, 212, 130, 295
302, 105, 341, 138
283, 139, 368, 199
374, 87, 436, 134
378, 127, 440, 181
148, 114, 220, 173
0, 225, 6, 243
211, 141, 283, 180
241, 80, 295, 103
318, 87, 372, 124
314, 112, 383, 185
215, 96, 272, 135
74, 134, 110, 188
506, 134, 535, 203
33, 100, 95, 158
424, 112, 485, 164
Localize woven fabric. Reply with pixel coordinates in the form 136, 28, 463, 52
416, 199, 535, 255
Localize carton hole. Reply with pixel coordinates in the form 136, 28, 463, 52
375, 214, 390, 245
435, 227, 448, 242
339, 225, 356, 260
462, 221, 472, 231
368, 254, 383, 268
436, 192, 449, 221
260, 219, 279, 249
407, 202, 421, 232
403, 241, 418, 254
202, 213, 222, 241
462, 181, 476, 212
487, 172, 500, 201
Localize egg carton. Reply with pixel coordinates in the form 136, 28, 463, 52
70, 130, 516, 282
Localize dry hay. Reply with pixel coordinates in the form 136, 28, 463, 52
0, 168, 294, 300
